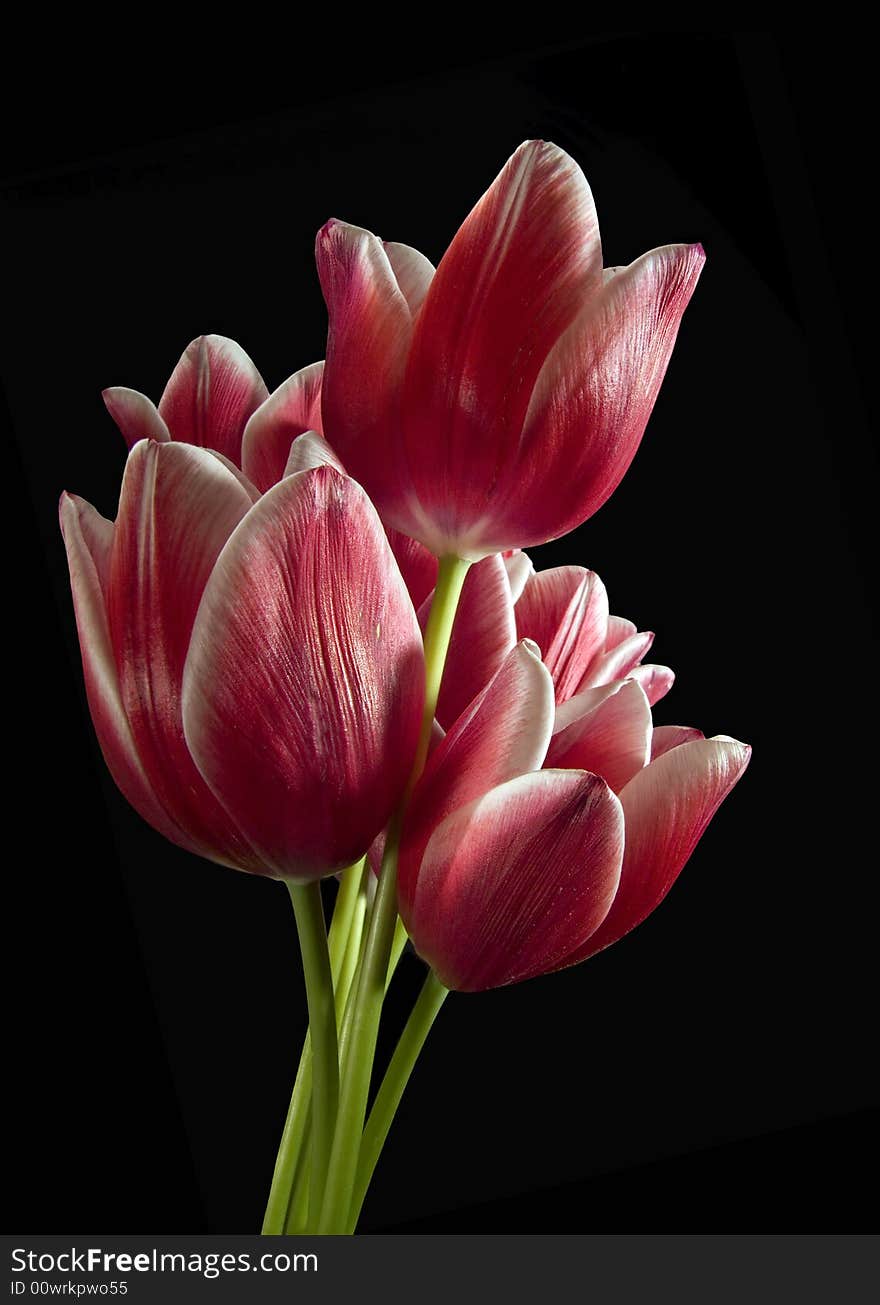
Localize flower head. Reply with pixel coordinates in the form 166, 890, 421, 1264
317, 140, 704, 559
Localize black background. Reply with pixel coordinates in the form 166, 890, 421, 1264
3, 29, 875, 1233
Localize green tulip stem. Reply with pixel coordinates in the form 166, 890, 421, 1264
347, 969, 449, 1231
317, 554, 471, 1235
262, 862, 364, 1236
286, 880, 338, 1228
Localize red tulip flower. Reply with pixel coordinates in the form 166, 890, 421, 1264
103, 332, 325, 494
397, 643, 749, 991
316, 139, 705, 560
61, 446, 424, 880
508, 551, 675, 709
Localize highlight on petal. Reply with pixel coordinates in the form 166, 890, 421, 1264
504, 549, 534, 603
423, 553, 516, 730
629, 663, 675, 707
316, 221, 416, 515
106, 441, 261, 868
570, 735, 751, 962
283, 430, 344, 478
383, 241, 435, 316
399, 641, 554, 906
158, 334, 268, 466
579, 629, 655, 691
403, 769, 624, 991
206, 451, 261, 503
651, 725, 704, 760
515, 566, 609, 703
547, 678, 652, 793
102, 387, 170, 449
59, 491, 185, 850
183, 466, 425, 881
604, 614, 637, 651
241, 361, 325, 492
518, 242, 706, 544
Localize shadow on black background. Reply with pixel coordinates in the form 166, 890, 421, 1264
2, 29, 875, 1232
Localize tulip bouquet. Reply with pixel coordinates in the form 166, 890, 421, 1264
60, 141, 749, 1234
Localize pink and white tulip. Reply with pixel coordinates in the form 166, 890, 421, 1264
61, 446, 424, 881
398, 642, 749, 992
510, 553, 675, 708
316, 140, 705, 560
103, 333, 326, 493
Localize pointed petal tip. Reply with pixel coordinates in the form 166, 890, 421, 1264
519, 637, 542, 660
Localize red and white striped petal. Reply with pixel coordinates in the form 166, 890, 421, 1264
580, 629, 655, 691
282, 430, 343, 479
182, 467, 425, 881
240, 361, 325, 492
629, 663, 675, 706
422, 553, 516, 730
399, 141, 602, 556
403, 769, 624, 991
516, 243, 706, 545
102, 387, 170, 449
651, 725, 704, 760
547, 678, 652, 793
316, 221, 416, 515
205, 451, 261, 503
515, 566, 609, 703
504, 549, 534, 602
106, 441, 260, 869
158, 335, 268, 466
59, 491, 188, 850
399, 641, 554, 906
383, 241, 435, 316
570, 735, 751, 962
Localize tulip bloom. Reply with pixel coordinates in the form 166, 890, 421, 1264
103, 332, 325, 494
398, 644, 749, 991
61, 445, 424, 880
317, 139, 705, 560
509, 552, 675, 708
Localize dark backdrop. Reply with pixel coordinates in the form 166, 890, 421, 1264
3, 29, 875, 1233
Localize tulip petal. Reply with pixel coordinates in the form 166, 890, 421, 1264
60, 491, 188, 849
605, 615, 637, 651
183, 467, 425, 881
107, 441, 261, 868
386, 527, 438, 611
158, 334, 268, 466
404, 770, 624, 991
629, 663, 675, 707
570, 735, 751, 961
580, 629, 654, 690
651, 725, 704, 760
547, 678, 652, 792
282, 430, 343, 479
206, 451, 261, 503
396, 144, 595, 555
422, 553, 516, 730
504, 549, 534, 602
102, 387, 171, 449
241, 361, 325, 492
516, 243, 705, 542
400, 141, 602, 555
383, 241, 435, 316
316, 221, 415, 515
399, 641, 554, 910
515, 566, 609, 703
